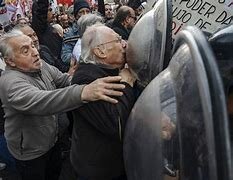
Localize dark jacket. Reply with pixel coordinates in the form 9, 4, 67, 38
111, 23, 130, 40
71, 63, 136, 179
39, 45, 69, 72
31, 0, 65, 71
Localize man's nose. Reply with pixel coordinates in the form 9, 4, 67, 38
32, 47, 39, 56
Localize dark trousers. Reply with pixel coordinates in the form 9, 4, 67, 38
0, 134, 16, 171
15, 142, 62, 180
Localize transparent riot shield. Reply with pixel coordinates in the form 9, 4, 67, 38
124, 26, 231, 180
208, 24, 233, 180
126, 0, 172, 88
124, 74, 165, 180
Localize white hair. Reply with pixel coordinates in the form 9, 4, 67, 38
77, 13, 103, 37
81, 24, 111, 64
0, 30, 23, 59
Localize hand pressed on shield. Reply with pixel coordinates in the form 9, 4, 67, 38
119, 68, 136, 87
161, 112, 176, 140
81, 76, 125, 104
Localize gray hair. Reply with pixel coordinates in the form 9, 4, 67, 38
81, 24, 109, 64
13, 23, 30, 31
77, 13, 104, 37
0, 30, 23, 59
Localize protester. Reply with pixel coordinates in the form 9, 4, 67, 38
0, 31, 126, 180
60, 13, 70, 30
111, 6, 136, 40
104, 3, 114, 24
61, 0, 91, 67
72, 13, 103, 62
12, 24, 79, 179
71, 24, 136, 179
31, 0, 67, 72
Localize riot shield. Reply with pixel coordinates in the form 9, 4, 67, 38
126, 0, 172, 88
208, 24, 233, 180
124, 26, 231, 180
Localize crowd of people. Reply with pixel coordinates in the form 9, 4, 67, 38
0, 0, 148, 179
2, 0, 231, 179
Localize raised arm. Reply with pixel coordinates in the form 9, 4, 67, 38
31, 0, 49, 34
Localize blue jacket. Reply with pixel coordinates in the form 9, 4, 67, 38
61, 23, 80, 65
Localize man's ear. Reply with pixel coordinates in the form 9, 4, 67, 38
4, 57, 16, 67
123, 16, 130, 27
93, 47, 107, 59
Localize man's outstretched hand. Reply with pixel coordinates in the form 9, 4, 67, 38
81, 76, 125, 104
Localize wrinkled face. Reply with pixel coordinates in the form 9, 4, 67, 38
105, 5, 113, 19
75, 7, 90, 20
60, 14, 69, 28
96, 28, 127, 69
20, 26, 40, 50
7, 35, 41, 72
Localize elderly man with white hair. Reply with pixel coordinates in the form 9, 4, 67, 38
71, 24, 136, 180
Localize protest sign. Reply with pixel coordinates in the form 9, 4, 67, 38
172, 0, 233, 37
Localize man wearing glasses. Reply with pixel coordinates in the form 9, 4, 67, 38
71, 24, 136, 180
111, 6, 136, 40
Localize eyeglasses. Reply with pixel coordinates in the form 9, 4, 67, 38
96, 36, 122, 47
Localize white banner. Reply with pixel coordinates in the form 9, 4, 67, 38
0, 0, 8, 25
172, 0, 233, 37
0, 0, 32, 25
